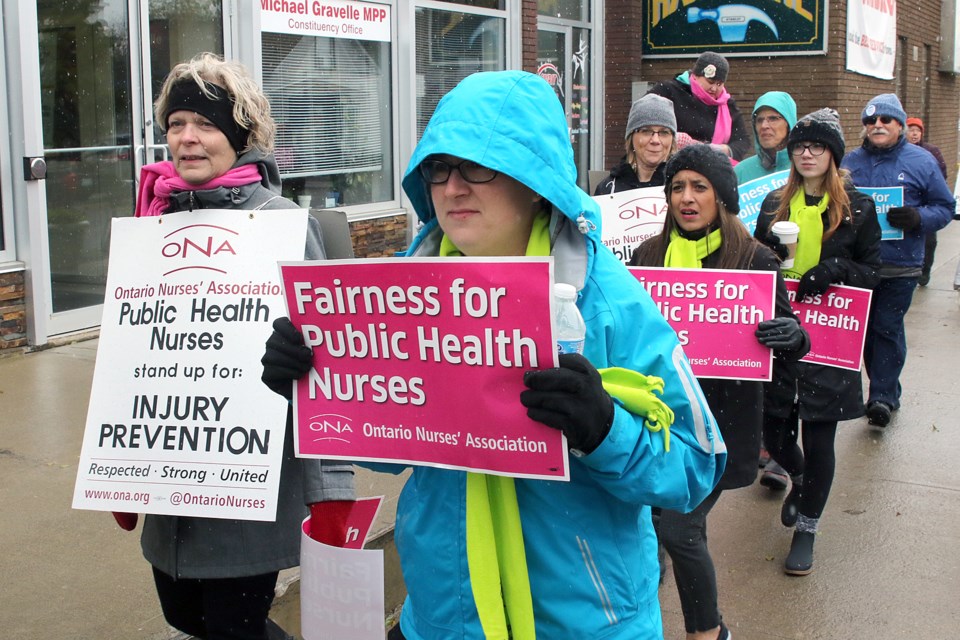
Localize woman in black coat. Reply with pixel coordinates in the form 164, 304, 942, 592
647, 51, 751, 162
632, 145, 809, 640
755, 109, 881, 576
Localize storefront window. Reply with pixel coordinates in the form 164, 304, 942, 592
415, 7, 505, 139
262, 34, 394, 209
538, 0, 588, 21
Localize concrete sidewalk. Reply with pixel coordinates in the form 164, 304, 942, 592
2, 225, 959, 639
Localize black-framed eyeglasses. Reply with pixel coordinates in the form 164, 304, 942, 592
418, 158, 499, 184
863, 115, 895, 125
791, 142, 827, 156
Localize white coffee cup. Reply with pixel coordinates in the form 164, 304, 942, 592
770, 220, 800, 269
297, 195, 312, 209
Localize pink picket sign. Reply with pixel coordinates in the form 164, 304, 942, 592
280, 257, 569, 480
628, 267, 776, 380
784, 280, 872, 371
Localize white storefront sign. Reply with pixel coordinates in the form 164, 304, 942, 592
846, 0, 897, 79
261, 0, 392, 42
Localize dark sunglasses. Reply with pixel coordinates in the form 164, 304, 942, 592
418, 158, 498, 184
863, 115, 895, 125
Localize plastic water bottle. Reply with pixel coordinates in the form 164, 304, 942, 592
554, 283, 586, 355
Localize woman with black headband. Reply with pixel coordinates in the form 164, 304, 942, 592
120, 53, 355, 640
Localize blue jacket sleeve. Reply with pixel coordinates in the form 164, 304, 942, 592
573, 262, 725, 512
915, 164, 955, 234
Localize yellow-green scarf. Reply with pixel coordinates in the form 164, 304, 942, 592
663, 228, 723, 268
783, 189, 827, 279
443, 211, 674, 639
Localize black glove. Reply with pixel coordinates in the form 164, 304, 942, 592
755, 316, 805, 351
520, 353, 614, 455
796, 259, 841, 299
758, 232, 789, 261
261, 317, 313, 400
886, 206, 921, 231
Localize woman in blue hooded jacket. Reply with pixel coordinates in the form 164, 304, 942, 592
263, 70, 725, 640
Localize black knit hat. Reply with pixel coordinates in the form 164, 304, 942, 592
163, 79, 249, 152
692, 51, 729, 83
664, 144, 740, 214
787, 108, 845, 166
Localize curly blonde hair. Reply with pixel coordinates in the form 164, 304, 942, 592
154, 52, 275, 154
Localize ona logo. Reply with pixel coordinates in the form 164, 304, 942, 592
161, 223, 239, 276
618, 197, 669, 223
308, 413, 354, 443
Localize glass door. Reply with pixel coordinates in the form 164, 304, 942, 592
537, 21, 591, 190
37, 0, 223, 334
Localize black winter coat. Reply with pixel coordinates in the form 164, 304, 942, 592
647, 78, 751, 161
594, 158, 666, 195
755, 185, 882, 421
633, 239, 809, 490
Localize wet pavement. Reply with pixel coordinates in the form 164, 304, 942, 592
1, 224, 958, 639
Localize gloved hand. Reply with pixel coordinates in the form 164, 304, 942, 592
520, 353, 614, 455
261, 317, 313, 400
675, 132, 698, 151
755, 316, 805, 351
758, 231, 789, 261
308, 500, 354, 546
796, 259, 841, 299
886, 206, 921, 231
112, 512, 138, 531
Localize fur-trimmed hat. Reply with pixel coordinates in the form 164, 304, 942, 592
861, 93, 906, 127
788, 108, 846, 166
625, 94, 677, 140
692, 51, 729, 83
664, 144, 739, 214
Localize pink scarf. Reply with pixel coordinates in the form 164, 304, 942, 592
135, 161, 263, 217
689, 79, 733, 146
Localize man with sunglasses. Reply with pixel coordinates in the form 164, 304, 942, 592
841, 93, 955, 428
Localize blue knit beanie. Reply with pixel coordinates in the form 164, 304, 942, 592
861, 93, 906, 127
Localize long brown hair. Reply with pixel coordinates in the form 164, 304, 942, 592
631, 200, 759, 270
770, 160, 852, 241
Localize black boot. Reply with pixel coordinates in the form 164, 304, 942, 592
784, 529, 815, 576
780, 474, 802, 527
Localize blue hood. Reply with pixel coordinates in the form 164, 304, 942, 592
402, 71, 601, 246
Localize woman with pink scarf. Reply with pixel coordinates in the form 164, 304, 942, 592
121, 52, 355, 640
648, 51, 751, 163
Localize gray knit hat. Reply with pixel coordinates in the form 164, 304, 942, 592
692, 51, 729, 83
625, 94, 678, 140
861, 93, 906, 127
788, 108, 846, 165
664, 144, 740, 214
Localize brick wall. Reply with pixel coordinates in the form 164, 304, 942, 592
604, 1, 958, 187
522, 1, 539, 72
602, 1, 645, 168
350, 214, 409, 258
0, 270, 27, 351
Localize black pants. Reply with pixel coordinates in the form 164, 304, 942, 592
656, 488, 724, 633
763, 404, 838, 520
152, 566, 279, 640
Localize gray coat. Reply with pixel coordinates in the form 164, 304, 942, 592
140, 149, 355, 579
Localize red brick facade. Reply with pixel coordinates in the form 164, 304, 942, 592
603, 1, 958, 186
